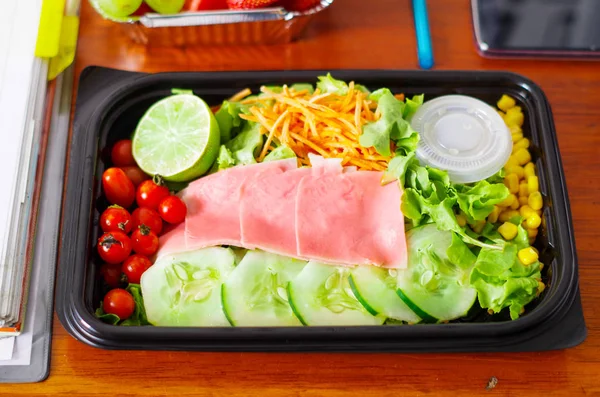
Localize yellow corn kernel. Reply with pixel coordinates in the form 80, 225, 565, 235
456, 213, 467, 227
527, 175, 539, 194
513, 138, 530, 152
519, 196, 529, 206
529, 192, 543, 210
539, 263, 544, 270
499, 209, 520, 223
526, 212, 542, 229
526, 227, 538, 238
497, 95, 516, 112
518, 247, 539, 265
498, 222, 518, 240
537, 281, 545, 296
509, 125, 522, 135
497, 110, 505, 118
505, 107, 524, 127
519, 205, 535, 218
472, 220, 486, 234
487, 206, 500, 223
511, 132, 523, 142
510, 197, 520, 210
505, 165, 524, 179
513, 148, 532, 165
518, 182, 529, 197
504, 155, 520, 168
498, 193, 516, 207
504, 174, 519, 194
524, 162, 536, 179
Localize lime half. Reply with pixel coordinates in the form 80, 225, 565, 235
132, 94, 221, 183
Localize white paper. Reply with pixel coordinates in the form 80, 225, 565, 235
0, 338, 15, 361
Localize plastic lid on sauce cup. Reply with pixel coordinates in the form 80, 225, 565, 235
411, 95, 512, 184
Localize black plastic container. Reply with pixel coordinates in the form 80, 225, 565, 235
56, 67, 586, 352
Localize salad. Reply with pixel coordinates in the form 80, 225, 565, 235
94, 74, 545, 327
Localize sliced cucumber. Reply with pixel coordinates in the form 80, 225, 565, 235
140, 247, 236, 326
221, 250, 307, 326
349, 266, 421, 324
287, 261, 385, 326
396, 224, 477, 323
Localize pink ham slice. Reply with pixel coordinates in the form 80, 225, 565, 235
295, 171, 407, 268
155, 223, 187, 259
240, 167, 312, 255
182, 159, 297, 250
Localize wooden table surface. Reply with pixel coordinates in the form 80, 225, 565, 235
5, 0, 600, 395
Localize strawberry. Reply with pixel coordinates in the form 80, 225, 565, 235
279, 0, 320, 11
187, 0, 228, 10
226, 0, 277, 9
131, 2, 154, 16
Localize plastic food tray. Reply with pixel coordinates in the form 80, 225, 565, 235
56, 68, 586, 352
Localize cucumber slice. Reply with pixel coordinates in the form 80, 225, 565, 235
349, 266, 421, 324
222, 250, 307, 326
140, 247, 236, 326
396, 224, 477, 323
287, 261, 385, 326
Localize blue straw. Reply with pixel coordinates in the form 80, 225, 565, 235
412, 0, 434, 69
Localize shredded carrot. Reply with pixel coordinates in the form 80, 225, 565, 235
230, 83, 403, 170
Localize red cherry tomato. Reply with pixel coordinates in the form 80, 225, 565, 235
136, 179, 170, 210
100, 263, 124, 288
100, 205, 132, 233
97, 231, 132, 264
103, 289, 135, 320
158, 196, 187, 224
121, 166, 150, 187
111, 140, 136, 167
122, 254, 153, 284
131, 207, 163, 235
131, 225, 159, 256
102, 167, 135, 208
187, 0, 227, 10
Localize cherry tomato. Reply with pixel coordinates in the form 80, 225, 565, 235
102, 167, 135, 208
131, 225, 159, 256
121, 166, 150, 187
158, 196, 187, 224
122, 254, 153, 284
136, 179, 170, 210
103, 288, 135, 320
100, 205, 132, 233
131, 207, 163, 235
97, 231, 132, 264
111, 140, 136, 167
188, 0, 227, 10
100, 263, 125, 288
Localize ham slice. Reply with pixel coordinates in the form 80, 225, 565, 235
295, 171, 406, 268
155, 223, 187, 259
182, 159, 297, 250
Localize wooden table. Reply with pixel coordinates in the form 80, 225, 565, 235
5, 0, 600, 395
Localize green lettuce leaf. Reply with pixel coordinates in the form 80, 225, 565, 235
316, 73, 349, 95
360, 92, 420, 156
94, 304, 120, 325
263, 145, 296, 162
368, 88, 391, 101
403, 94, 424, 119
214, 100, 249, 143
224, 122, 263, 166
121, 284, 150, 326
447, 233, 477, 270
454, 180, 510, 223
215, 145, 236, 171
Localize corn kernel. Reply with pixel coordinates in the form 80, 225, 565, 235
529, 192, 543, 210
511, 132, 523, 142
520, 205, 535, 218
497, 110, 505, 118
504, 174, 519, 194
524, 162, 536, 179
498, 193, 516, 207
519, 196, 529, 206
497, 95, 516, 111
518, 182, 529, 197
505, 165, 524, 179
509, 125, 522, 135
529, 236, 536, 245
513, 148, 532, 165
527, 176, 539, 194
498, 222, 518, 240
488, 206, 500, 223
539, 263, 544, 270
510, 197, 520, 210
537, 281, 546, 296
526, 227, 539, 238
505, 108, 524, 127
472, 220, 486, 234
499, 209, 520, 223
518, 247, 539, 265
505, 155, 519, 168
513, 138, 530, 152
526, 212, 542, 229
456, 213, 467, 227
